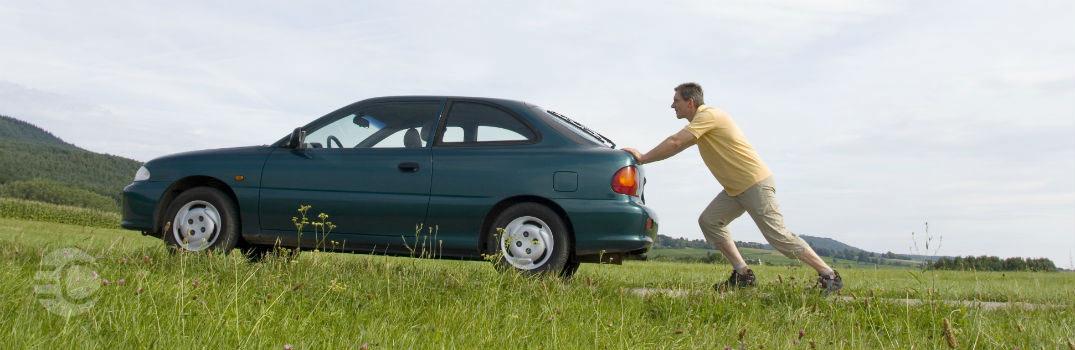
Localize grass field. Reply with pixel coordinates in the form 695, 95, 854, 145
2, 217, 1074, 349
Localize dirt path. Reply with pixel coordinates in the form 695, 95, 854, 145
625, 288, 1060, 311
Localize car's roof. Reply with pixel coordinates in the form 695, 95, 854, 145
270, 95, 615, 149
357, 95, 537, 108
351, 96, 610, 147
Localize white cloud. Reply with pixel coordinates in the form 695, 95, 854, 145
1, 0, 1073, 266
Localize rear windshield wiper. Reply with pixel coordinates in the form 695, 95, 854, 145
547, 110, 616, 148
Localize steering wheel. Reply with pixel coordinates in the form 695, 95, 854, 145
326, 135, 343, 149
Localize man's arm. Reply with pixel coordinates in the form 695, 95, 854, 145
622, 128, 696, 164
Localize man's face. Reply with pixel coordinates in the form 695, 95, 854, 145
671, 92, 695, 119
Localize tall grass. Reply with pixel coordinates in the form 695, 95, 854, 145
1, 217, 1073, 349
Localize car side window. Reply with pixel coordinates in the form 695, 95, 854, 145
304, 102, 442, 149
438, 102, 536, 145
476, 125, 528, 142
441, 126, 464, 143
371, 128, 415, 148
303, 114, 379, 148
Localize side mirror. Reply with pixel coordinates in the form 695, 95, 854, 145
287, 127, 306, 149
353, 115, 370, 128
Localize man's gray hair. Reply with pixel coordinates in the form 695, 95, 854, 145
674, 82, 705, 106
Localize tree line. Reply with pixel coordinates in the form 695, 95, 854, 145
812, 248, 912, 264
655, 234, 767, 250
930, 255, 1057, 272
0, 179, 119, 212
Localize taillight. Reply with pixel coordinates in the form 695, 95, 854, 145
611, 166, 639, 196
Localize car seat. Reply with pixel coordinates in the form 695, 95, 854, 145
404, 128, 422, 148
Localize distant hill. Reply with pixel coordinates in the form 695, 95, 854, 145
0, 114, 79, 148
656, 233, 867, 253
0, 114, 141, 206
655, 233, 924, 267
799, 235, 865, 253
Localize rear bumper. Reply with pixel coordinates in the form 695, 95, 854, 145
557, 198, 658, 256
121, 181, 168, 232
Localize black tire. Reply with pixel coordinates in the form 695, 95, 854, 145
161, 187, 241, 254
561, 258, 581, 279
486, 203, 572, 277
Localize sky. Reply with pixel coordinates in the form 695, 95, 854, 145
1, 1, 1073, 267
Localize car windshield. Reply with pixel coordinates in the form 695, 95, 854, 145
538, 109, 615, 148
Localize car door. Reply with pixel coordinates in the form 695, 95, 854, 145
427, 100, 543, 256
259, 100, 444, 248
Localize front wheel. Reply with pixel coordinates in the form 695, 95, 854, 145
162, 187, 241, 253
486, 203, 573, 277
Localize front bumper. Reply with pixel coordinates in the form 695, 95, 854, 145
121, 181, 169, 232
557, 198, 658, 256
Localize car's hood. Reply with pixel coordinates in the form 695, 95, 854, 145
142, 145, 276, 183
149, 145, 273, 164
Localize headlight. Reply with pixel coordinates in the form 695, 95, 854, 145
134, 166, 151, 182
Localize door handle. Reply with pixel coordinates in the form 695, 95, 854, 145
398, 162, 420, 173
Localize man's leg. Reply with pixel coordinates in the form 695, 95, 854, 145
698, 190, 748, 273
738, 177, 835, 276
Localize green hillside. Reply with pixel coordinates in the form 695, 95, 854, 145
0, 114, 79, 147
0, 115, 141, 208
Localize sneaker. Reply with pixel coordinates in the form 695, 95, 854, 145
713, 268, 756, 291
817, 270, 843, 295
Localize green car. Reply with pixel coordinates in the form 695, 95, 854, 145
122, 96, 657, 277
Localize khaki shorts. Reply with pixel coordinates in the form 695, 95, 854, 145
697, 176, 810, 259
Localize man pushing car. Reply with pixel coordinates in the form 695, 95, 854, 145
622, 82, 843, 294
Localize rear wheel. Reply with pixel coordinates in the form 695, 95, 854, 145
486, 203, 573, 277
161, 187, 240, 253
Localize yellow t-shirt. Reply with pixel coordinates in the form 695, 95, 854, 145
683, 105, 772, 196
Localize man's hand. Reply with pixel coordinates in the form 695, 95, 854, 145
622, 148, 643, 163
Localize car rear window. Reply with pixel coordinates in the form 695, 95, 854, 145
534, 107, 614, 148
